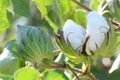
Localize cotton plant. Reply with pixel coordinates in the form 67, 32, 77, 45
56, 19, 89, 63
63, 19, 86, 53
85, 11, 109, 55
17, 25, 54, 65
56, 11, 119, 64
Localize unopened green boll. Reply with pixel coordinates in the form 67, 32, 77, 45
86, 11, 109, 55
17, 25, 54, 64
63, 19, 86, 53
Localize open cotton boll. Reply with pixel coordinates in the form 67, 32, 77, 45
63, 19, 86, 53
86, 11, 109, 55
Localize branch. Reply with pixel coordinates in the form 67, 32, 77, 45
71, 0, 92, 12
71, 66, 96, 80
87, 72, 96, 80
72, 68, 83, 73
35, 62, 96, 80
54, 62, 81, 80
111, 20, 120, 27
36, 62, 83, 80
111, 20, 120, 31
65, 64, 81, 80
35, 64, 65, 69
72, 0, 120, 31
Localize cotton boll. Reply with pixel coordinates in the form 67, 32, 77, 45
63, 19, 86, 53
86, 11, 109, 55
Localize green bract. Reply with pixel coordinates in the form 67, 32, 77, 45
56, 23, 119, 64
91, 23, 119, 60
56, 32, 92, 64
17, 25, 54, 64
99, 0, 120, 22
109, 0, 120, 22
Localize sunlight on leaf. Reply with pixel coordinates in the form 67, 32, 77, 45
34, 0, 53, 17
90, 0, 101, 11
35, 0, 59, 33
0, 0, 10, 35
45, 16, 58, 33
14, 67, 40, 80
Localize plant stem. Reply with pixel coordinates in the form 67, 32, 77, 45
35, 62, 96, 80
85, 64, 96, 80
35, 64, 65, 69
36, 62, 83, 80
55, 62, 82, 80
72, 68, 83, 73
71, 0, 120, 31
111, 20, 120, 31
71, 0, 92, 12
65, 64, 81, 80
87, 72, 96, 80
111, 20, 120, 27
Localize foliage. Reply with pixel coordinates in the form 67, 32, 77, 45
0, 0, 10, 35
0, 0, 120, 80
14, 67, 40, 80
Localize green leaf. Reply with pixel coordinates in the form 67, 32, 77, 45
45, 16, 58, 33
0, 73, 13, 80
108, 67, 120, 80
7, 10, 14, 24
90, 0, 101, 11
70, 9, 87, 28
46, 0, 62, 32
14, 67, 40, 80
43, 69, 69, 80
34, 0, 47, 17
59, 0, 87, 28
34, 0, 61, 33
0, 27, 16, 49
0, 40, 20, 75
0, 0, 10, 35
60, 0, 70, 16
34, 0, 53, 17
11, 0, 30, 16
60, 0, 78, 15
